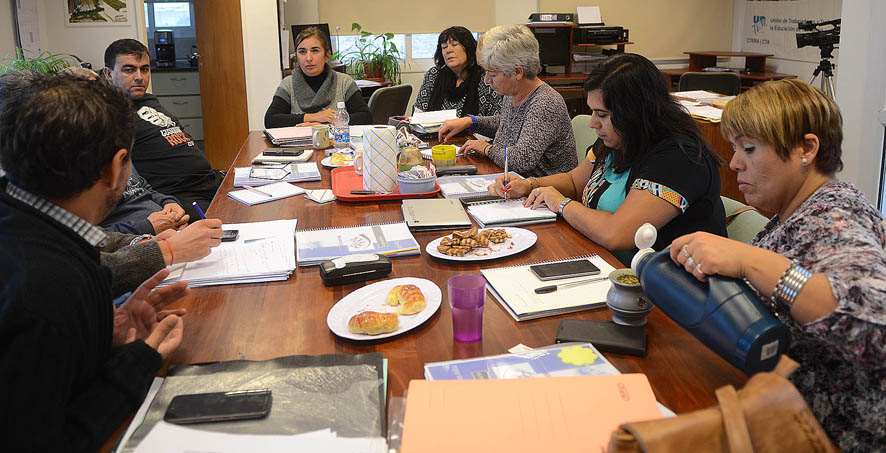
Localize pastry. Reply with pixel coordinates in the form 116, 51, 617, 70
330, 152, 354, 166
385, 284, 427, 315
347, 311, 399, 335
437, 228, 511, 256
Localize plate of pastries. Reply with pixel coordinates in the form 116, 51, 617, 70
327, 277, 442, 340
321, 152, 355, 168
425, 227, 537, 261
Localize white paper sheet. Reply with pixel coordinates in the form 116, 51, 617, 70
411, 109, 458, 125
577, 6, 603, 25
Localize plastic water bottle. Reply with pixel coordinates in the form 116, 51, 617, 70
333, 101, 350, 150
630, 224, 790, 375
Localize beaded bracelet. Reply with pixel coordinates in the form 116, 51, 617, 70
483, 144, 492, 155
772, 260, 812, 310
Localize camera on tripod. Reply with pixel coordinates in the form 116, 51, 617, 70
796, 18, 840, 99
795, 18, 840, 49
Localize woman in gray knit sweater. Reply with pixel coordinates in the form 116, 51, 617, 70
438, 25, 577, 177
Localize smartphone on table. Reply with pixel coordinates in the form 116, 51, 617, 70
163, 389, 272, 425
529, 259, 601, 281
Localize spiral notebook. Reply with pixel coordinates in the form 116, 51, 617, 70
466, 198, 557, 227
437, 172, 521, 199
482, 255, 617, 321
295, 221, 421, 266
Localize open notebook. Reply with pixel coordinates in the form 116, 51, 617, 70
466, 198, 557, 227
436, 173, 521, 199
233, 163, 321, 187
482, 254, 616, 321
295, 221, 421, 266
228, 181, 305, 206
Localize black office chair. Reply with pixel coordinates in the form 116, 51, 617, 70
678, 72, 742, 96
367, 84, 413, 124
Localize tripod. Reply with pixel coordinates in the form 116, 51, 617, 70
808, 44, 836, 99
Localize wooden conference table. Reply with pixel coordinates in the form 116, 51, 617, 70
106, 132, 749, 447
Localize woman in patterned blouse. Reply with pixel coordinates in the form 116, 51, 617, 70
438, 24, 577, 177
413, 26, 501, 117
490, 53, 726, 264
670, 79, 886, 451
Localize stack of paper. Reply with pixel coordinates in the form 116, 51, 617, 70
228, 181, 305, 206
263, 126, 312, 146
399, 374, 661, 453
135, 425, 386, 453
409, 109, 457, 134
466, 198, 557, 227
161, 219, 298, 287
233, 163, 321, 187
424, 342, 620, 380
295, 222, 421, 266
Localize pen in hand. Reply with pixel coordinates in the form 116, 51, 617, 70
503, 145, 509, 200
191, 201, 207, 220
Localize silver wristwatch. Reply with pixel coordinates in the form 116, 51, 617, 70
128, 234, 152, 246
557, 197, 572, 215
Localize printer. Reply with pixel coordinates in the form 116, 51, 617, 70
574, 26, 629, 45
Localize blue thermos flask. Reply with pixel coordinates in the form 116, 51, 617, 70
630, 224, 790, 375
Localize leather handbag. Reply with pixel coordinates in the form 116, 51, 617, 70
607, 356, 835, 453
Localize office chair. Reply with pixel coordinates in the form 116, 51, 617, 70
721, 196, 769, 243
367, 84, 413, 124
678, 72, 742, 96
570, 114, 598, 163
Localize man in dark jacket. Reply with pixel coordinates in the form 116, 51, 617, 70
101, 165, 189, 234
0, 74, 189, 451
103, 38, 223, 222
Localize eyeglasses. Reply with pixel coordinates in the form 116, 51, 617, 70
249, 164, 293, 181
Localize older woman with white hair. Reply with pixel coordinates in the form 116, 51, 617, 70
438, 24, 577, 177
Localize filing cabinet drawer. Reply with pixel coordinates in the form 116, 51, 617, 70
158, 95, 202, 119
151, 71, 200, 95
178, 118, 204, 141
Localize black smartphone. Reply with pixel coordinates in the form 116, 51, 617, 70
530, 259, 601, 281
164, 389, 272, 425
221, 229, 239, 242
263, 148, 305, 157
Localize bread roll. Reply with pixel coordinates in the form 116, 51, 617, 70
330, 152, 353, 166
348, 311, 399, 335
396, 284, 426, 315
386, 285, 402, 306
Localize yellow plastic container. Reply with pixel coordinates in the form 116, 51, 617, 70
431, 144, 457, 167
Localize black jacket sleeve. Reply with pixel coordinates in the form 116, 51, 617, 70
264, 95, 305, 128
2, 316, 162, 452
346, 90, 372, 125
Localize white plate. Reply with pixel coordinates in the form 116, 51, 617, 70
321, 156, 354, 168
327, 277, 442, 341
425, 227, 537, 262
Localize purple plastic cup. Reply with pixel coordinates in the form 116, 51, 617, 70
448, 274, 486, 343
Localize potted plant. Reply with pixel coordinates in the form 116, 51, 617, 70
340, 23, 402, 84
0, 48, 78, 74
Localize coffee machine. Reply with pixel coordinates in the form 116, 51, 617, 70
154, 30, 176, 68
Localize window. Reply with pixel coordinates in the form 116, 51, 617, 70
334, 34, 407, 61
411, 33, 480, 60
153, 2, 191, 28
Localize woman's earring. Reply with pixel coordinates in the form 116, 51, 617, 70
801, 157, 808, 165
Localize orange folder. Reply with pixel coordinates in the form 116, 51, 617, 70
400, 374, 661, 453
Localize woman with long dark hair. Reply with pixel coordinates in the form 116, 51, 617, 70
490, 53, 727, 264
414, 26, 501, 116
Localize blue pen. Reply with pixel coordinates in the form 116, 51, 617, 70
191, 201, 207, 220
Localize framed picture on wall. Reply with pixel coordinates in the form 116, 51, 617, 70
65, 0, 132, 27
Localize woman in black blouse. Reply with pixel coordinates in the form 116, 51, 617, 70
414, 26, 501, 116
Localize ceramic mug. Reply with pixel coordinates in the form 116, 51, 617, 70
311, 124, 333, 149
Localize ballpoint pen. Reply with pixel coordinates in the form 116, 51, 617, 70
503, 145, 509, 200
191, 201, 207, 220
534, 276, 608, 294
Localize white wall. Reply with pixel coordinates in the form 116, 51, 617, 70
834, 0, 886, 207
1, 1, 17, 60
35, 0, 145, 70
240, 0, 282, 131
